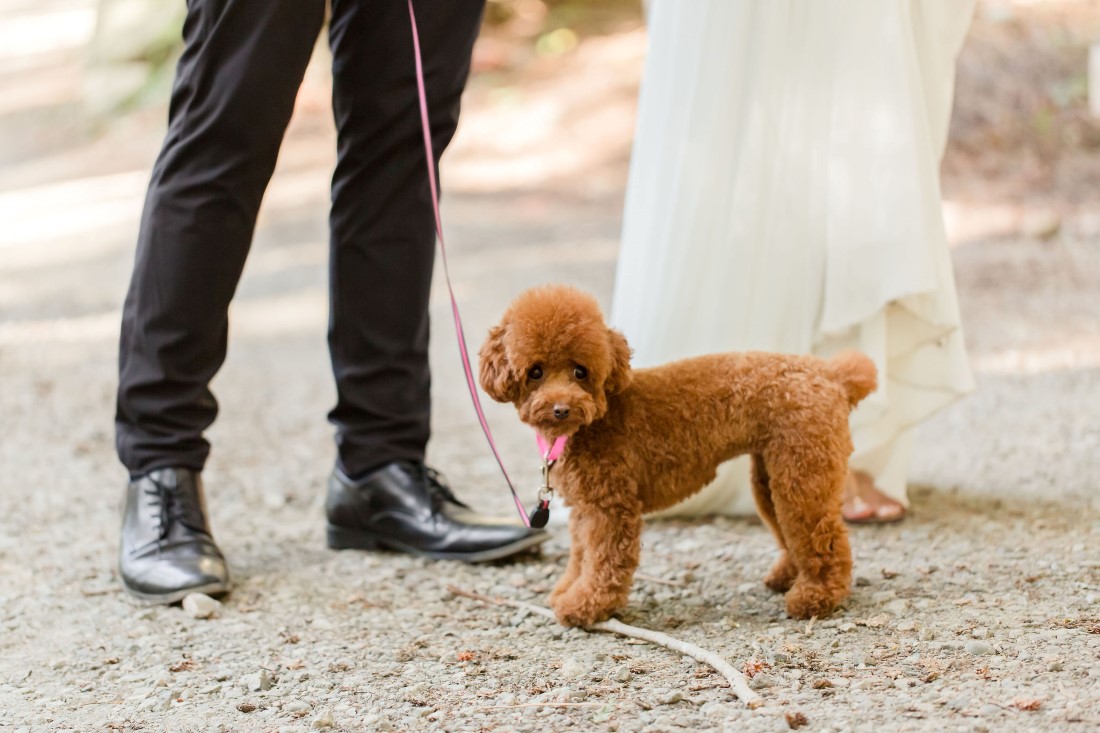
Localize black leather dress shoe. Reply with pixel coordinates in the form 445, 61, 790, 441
119, 468, 229, 604
326, 461, 549, 563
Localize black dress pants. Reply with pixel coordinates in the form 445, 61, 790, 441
116, 0, 485, 478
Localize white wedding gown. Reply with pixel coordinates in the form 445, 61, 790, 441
612, 0, 977, 516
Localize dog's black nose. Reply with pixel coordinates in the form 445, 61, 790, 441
553, 405, 570, 420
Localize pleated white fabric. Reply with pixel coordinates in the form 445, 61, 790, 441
613, 0, 977, 516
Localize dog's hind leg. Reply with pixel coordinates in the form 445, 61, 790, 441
763, 448, 852, 619
751, 455, 798, 593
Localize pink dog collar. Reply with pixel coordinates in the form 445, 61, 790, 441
536, 433, 568, 462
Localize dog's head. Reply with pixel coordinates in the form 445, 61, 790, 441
478, 285, 633, 439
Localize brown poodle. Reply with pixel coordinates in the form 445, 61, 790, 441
479, 285, 877, 627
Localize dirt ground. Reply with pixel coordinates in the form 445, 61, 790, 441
0, 1, 1097, 732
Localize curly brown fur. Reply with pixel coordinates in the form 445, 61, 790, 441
479, 285, 877, 627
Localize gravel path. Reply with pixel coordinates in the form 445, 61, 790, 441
1, 2, 1098, 731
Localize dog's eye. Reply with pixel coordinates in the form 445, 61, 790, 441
528, 365, 544, 381
574, 365, 588, 380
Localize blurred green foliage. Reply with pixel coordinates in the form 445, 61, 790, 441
482, 0, 642, 64
484, 0, 642, 36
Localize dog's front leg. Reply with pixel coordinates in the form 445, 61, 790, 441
551, 500, 642, 627
550, 509, 587, 604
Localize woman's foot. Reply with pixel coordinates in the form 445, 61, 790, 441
843, 470, 906, 524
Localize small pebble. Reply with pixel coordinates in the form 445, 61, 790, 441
555, 686, 586, 702
310, 711, 335, 729
151, 690, 177, 711
702, 701, 731, 717
748, 673, 775, 690
263, 492, 287, 510
965, 641, 995, 656
242, 670, 274, 692
559, 658, 586, 680
613, 665, 632, 683
853, 650, 874, 667
659, 690, 683, 705
182, 593, 222, 620
285, 701, 311, 714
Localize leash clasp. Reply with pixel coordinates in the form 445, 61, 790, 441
529, 458, 556, 529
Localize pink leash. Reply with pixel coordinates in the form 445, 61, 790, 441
408, 0, 566, 528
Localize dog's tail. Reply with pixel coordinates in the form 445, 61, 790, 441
825, 350, 877, 408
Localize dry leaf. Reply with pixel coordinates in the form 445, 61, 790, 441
786, 711, 809, 729
741, 659, 771, 678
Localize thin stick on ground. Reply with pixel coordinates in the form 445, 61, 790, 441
633, 572, 687, 587
447, 585, 763, 709
475, 702, 602, 711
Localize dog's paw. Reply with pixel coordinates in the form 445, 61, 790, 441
784, 579, 847, 620
550, 588, 619, 628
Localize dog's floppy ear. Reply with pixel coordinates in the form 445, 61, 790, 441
604, 328, 633, 395
478, 323, 520, 403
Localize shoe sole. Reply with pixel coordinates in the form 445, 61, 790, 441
326, 524, 550, 563
122, 580, 231, 606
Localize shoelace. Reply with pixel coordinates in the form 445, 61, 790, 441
143, 476, 207, 542
412, 464, 470, 510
